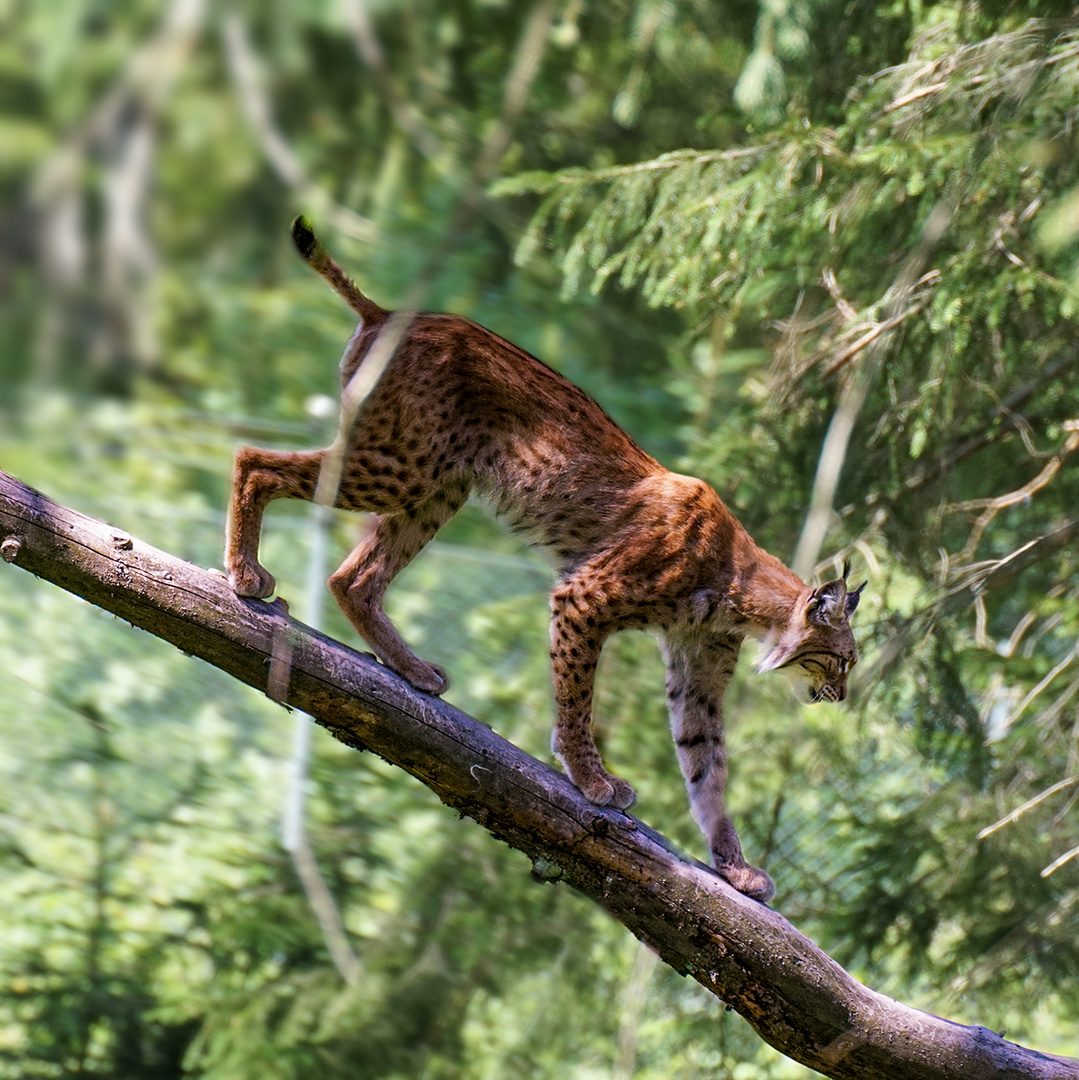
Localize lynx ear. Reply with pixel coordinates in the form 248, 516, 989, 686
845, 580, 866, 619
806, 578, 849, 627
807, 560, 867, 625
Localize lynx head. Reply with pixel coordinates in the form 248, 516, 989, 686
758, 561, 865, 704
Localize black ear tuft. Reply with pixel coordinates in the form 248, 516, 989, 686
842, 557, 851, 581
845, 580, 867, 619
290, 215, 318, 259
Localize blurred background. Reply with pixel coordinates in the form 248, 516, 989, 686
2, 1, 1079, 1076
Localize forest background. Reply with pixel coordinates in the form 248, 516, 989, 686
1, 0, 1079, 1077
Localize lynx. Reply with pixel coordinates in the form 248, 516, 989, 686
225, 217, 864, 902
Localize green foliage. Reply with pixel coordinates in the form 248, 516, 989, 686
503, 6, 1079, 1055
2, 1, 1079, 1077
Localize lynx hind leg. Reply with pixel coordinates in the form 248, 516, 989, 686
549, 584, 636, 809
328, 487, 466, 695
663, 634, 775, 903
226, 447, 325, 598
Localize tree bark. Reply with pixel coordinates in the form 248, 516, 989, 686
1, 467, 1076, 1080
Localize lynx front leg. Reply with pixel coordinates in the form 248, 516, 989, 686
226, 447, 324, 597
662, 632, 775, 902
549, 584, 636, 809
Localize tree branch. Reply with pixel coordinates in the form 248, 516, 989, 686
791, 201, 955, 580
2, 468, 1076, 1080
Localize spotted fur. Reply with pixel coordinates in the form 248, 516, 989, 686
225, 219, 864, 903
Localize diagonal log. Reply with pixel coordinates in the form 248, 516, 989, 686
1, 467, 1076, 1080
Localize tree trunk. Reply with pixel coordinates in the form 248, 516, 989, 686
1, 468, 1076, 1080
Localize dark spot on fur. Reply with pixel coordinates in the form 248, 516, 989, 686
676, 734, 710, 748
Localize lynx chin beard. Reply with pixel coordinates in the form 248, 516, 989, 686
783, 663, 847, 705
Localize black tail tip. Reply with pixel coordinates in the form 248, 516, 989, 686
290, 215, 319, 259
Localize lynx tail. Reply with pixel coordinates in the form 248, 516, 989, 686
289, 216, 387, 325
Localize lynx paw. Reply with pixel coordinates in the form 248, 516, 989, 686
402, 660, 450, 696
578, 772, 637, 810
228, 563, 277, 599
714, 861, 775, 903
